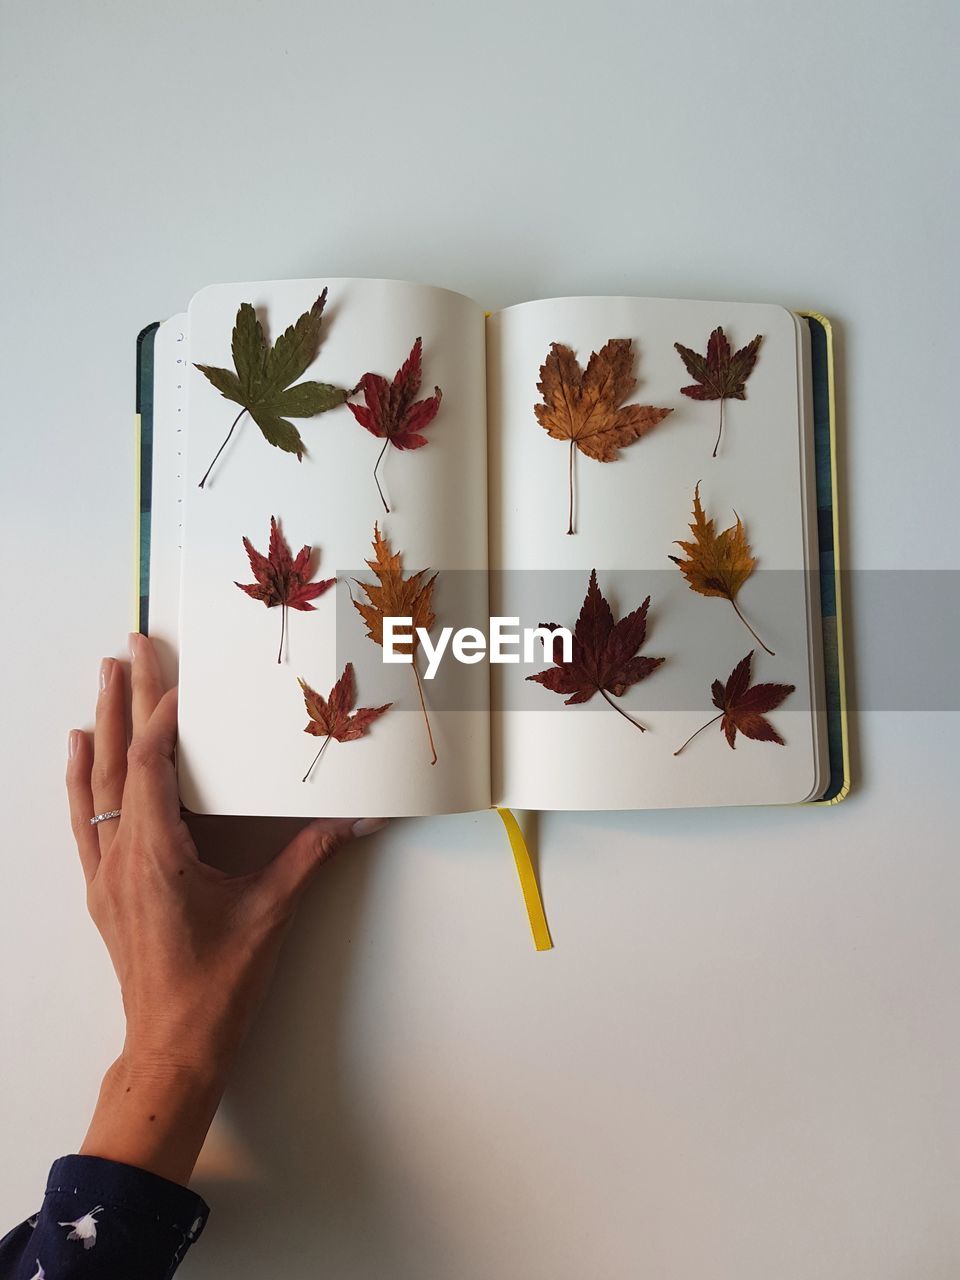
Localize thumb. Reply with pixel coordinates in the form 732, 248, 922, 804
258, 816, 387, 908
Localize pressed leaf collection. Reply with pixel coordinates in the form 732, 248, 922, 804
196, 286, 793, 769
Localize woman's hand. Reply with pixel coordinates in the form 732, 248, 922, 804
64, 633, 385, 1184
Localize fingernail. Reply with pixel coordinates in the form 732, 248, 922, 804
99, 658, 114, 692
352, 817, 388, 838
68, 730, 79, 759
129, 632, 140, 661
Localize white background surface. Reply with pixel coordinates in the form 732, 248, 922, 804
0, 2, 957, 1277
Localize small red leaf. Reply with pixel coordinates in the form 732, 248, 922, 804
236, 516, 335, 661
676, 650, 795, 755
347, 338, 443, 511
673, 326, 763, 455
299, 663, 392, 779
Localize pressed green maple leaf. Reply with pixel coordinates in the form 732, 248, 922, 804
195, 290, 348, 487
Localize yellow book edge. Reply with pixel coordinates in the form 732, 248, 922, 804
798, 312, 851, 805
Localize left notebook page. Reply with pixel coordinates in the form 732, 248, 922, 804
167, 278, 490, 818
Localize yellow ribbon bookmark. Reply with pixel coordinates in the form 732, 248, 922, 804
497, 808, 553, 952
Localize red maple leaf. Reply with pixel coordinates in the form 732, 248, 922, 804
674, 649, 795, 754
674, 326, 763, 456
298, 663, 392, 780
347, 336, 442, 513
236, 516, 335, 663
526, 569, 664, 731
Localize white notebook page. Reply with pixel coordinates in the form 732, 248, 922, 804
175, 279, 491, 817
488, 296, 823, 809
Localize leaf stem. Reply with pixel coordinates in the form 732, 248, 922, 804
374, 439, 391, 514
673, 713, 723, 756
712, 398, 724, 458
302, 733, 331, 782
729, 598, 774, 655
277, 603, 286, 665
412, 659, 438, 765
599, 688, 647, 731
199, 408, 247, 489
567, 439, 575, 535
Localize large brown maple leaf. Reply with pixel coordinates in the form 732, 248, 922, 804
526, 569, 664, 732
674, 326, 763, 457
535, 338, 672, 535
347, 336, 442, 513
669, 482, 773, 654
236, 516, 335, 663
352, 524, 438, 764
674, 650, 795, 755
298, 663, 392, 781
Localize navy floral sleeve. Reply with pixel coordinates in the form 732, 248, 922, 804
0, 1156, 209, 1279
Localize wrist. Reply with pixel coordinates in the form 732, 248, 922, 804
118, 1039, 229, 1091
80, 1052, 227, 1186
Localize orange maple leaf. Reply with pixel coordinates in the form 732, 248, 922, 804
352, 524, 438, 764
669, 482, 773, 655
535, 338, 672, 535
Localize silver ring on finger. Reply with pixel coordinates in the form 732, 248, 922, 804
90, 809, 122, 826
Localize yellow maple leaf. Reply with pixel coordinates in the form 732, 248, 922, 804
670, 483, 773, 654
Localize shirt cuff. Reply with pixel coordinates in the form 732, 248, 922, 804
46, 1154, 209, 1265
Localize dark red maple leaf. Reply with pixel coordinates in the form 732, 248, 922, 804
236, 516, 335, 663
347, 336, 442, 513
526, 569, 664, 731
674, 649, 795, 755
674, 326, 763, 456
298, 663, 392, 780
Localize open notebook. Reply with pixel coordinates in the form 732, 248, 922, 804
136, 278, 848, 819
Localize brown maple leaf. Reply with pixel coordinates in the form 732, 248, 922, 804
298, 663, 392, 781
674, 650, 795, 755
674, 326, 763, 456
236, 516, 336, 663
352, 523, 438, 764
669, 483, 773, 655
347, 336, 443, 514
526, 569, 664, 731
535, 338, 672, 535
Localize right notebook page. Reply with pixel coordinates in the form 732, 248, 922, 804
487, 296, 826, 810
